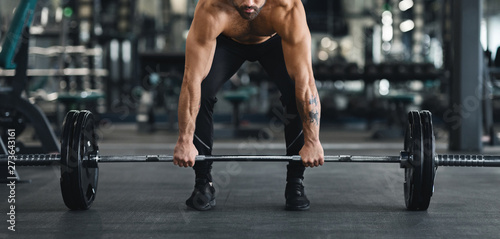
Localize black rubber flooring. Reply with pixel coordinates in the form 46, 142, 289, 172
2, 126, 500, 238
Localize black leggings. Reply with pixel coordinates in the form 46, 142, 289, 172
193, 34, 305, 181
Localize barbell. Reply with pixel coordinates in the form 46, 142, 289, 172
2, 110, 500, 211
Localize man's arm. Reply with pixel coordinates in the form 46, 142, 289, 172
174, 1, 223, 167
273, 1, 324, 167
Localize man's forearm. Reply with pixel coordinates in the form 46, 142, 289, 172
295, 80, 321, 144
177, 81, 201, 143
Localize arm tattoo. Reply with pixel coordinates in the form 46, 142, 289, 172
297, 97, 320, 126
308, 95, 318, 106
307, 110, 319, 126
307, 95, 320, 125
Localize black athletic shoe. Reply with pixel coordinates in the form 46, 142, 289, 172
185, 178, 216, 211
285, 178, 310, 211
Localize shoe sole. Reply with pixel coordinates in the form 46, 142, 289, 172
186, 199, 216, 211
285, 204, 310, 211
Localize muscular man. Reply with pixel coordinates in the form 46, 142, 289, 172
173, 0, 324, 211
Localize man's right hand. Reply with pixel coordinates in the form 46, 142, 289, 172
173, 141, 198, 167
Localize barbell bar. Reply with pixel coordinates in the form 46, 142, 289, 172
2, 110, 500, 211
6, 154, 402, 165
6, 152, 500, 166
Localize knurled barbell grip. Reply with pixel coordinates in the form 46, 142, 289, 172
0, 154, 60, 166
435, 154, 500, 167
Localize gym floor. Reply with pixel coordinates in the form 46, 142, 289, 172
2, 124, 500, 238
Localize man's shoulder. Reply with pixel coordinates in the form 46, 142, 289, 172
268, 0, 309, 42
266, 0, 305, 22
269, 0, 301, 10
267, 0, 305, 22
193, 0, 232, 25
196, 0, 232, 11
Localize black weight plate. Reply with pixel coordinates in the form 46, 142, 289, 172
419, 110, 436, 208
60, 110, 99, 210
72, 110, 99, 210
404, 111, 425, 210
60, 110, 80, 210
77, 111, 99, 209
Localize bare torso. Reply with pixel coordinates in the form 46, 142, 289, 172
216, 1, 282, 44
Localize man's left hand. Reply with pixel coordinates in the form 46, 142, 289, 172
299, 141, 324, 167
